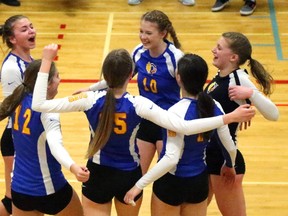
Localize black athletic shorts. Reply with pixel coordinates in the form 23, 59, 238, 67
1, 196, 12, 214
136, 119, 163, 144
82, 161, 143, 204
206, 149, 245, 175
1, 127, 14, 156
12, 182, 73, 214
153, 170, 209, 206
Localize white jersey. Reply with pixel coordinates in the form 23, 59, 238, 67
1, 52, 33, 128
1, 52, 32, 97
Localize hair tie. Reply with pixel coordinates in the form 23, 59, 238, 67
22, 82, 27, 87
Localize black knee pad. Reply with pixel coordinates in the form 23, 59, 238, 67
1, 196, 12, 214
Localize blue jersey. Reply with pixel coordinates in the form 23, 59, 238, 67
159, 98, 223, 177
33, 72, 234, 178
11, 94, 67, 196
132, 40, 183, 110
85, 92, 142, 171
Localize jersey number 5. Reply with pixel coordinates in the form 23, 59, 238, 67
114, 113, 127, 134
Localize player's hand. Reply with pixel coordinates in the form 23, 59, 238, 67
124, 185, 142, 206
42, 43, 58, 62
220, 164, 236, 185
229, 86, 253, 101
70, 164, 90, 182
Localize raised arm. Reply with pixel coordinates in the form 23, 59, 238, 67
32, 44, 97, 113
32, 72, 96, 113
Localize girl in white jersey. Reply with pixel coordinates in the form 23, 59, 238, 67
0, 59, 89, 215
205, 32, 279, 216
0, 15, 36, 215
32, 44, 254, 216
124, 53, 243, 216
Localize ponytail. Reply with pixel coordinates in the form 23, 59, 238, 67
0, 84, 26, 121
197, 92, 215, 141
85, 48, 133, 158
249, 58, 274, 95
86, 88, 116, 158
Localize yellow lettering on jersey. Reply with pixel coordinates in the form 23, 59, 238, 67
143, 77, 149, 91
13, 105, 31, 135
150, 79, 157, 93
13, 105, 21, 131
142, 78, 158, 93
197, 133, 204, 142
68, 93, 88, 102
22, 109, 31, 135
114, 113, 127, 134
168, 130, 176, 137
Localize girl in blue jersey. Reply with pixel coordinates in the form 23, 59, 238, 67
76, 10, 184, 175
123, 53, 242, 216
0, 15, 36, 215
205, 32, 279, 216
132, 10, 183, 175
0, 59, 89, 215
32, 44, 255, 216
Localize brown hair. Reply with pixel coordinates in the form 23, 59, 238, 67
223, 32, 274, 95
177, 53, 214, 140
141, 10, 181, 49
1, 15, 28, 49
86, 49, 133, 158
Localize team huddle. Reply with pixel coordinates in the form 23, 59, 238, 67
0, 11, 278, 216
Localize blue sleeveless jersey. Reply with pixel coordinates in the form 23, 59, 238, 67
11, 94, 67, 196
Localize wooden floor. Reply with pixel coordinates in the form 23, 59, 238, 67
0, 0, 288, 215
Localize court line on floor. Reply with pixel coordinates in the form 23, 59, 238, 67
99, 12, 114, 80
268, 0, 286, 60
